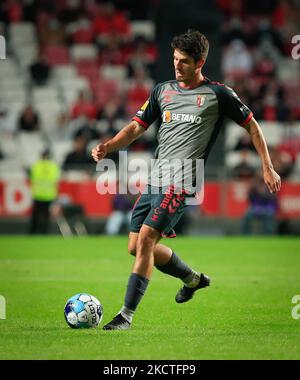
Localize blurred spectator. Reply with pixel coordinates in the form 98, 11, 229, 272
93, 1, 130, 43
58, 0, 81, 24
127, 37, 154, 77
242, 172, 278, 235
99, 33, 126, 65
29, 52, 51, 86
66, 11, 94, 44
74, 120, 100, 143
105, 192, 134, 235
222, 18, 247, 45
29, 149, 60, 234
18, 105, 40, 133
253, 79, 290, 121
63, 135, 94, 171
231, 150, 256, 180
71, 91, 98, 120
258, 79, 285, 101
39, 17, 66, 46
51, 195, 87, 237
222, 39, 253, 78
292, 93, 300, 121
278, 136, 300, 165
56, 111, 70, 133
256, 37, 281, 68
217, 0, 245, 19
254, 54, 276, 79
233, 134, 255, 152
5, 0, 23, 23
126, 66, 153, 110
269, 146, 294, 179
231, 78, 253, 106
252, 18, 284, 53
98, 95, 125, 125
22, 0, 38, 23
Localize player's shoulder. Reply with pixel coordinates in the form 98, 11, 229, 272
205, 78, 231, 92
204, 78, 237, 99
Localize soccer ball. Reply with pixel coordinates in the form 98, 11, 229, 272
64, 293, 103, 329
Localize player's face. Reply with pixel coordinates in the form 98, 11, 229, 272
173, 49, 200, 83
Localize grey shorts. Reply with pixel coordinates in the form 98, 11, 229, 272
130, 185, 188, 238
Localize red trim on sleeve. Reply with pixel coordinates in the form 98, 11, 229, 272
241, 112, 253, 126
132, 116, 149, 130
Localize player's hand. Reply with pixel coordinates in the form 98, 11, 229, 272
91, 143, 108, 162
263, 167, 281, 193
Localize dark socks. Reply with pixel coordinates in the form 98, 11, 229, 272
124, 272, 149, 312
120, 253, 197, 324
155, 251, 193, 280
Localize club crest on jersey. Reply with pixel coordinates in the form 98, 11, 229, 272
197, 95, 205, 107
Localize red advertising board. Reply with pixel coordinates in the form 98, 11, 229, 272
0, 180, 299, 219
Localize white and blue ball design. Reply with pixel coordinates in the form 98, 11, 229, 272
64, 293, 103, 329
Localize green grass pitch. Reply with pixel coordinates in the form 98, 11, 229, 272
0, 236, 299, 360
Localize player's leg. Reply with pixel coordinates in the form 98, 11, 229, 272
103, 225, 161, 330
132, 225, 161, 277
101, 189, 153, 330
144, 188, 210, 303
128, 232, 172, 265
29, 200, 38, 234
129, 232, 209, 300
129, 232, 199, 280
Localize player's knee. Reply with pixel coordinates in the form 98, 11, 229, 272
137, 231, 156, 253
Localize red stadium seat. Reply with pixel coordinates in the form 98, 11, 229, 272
76, 62, 100, 83
72, 28, 95, 44
42, 45, 70, 66
127, 85, 150, 103
91, 79, 120, 107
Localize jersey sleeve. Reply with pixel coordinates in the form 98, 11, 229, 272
219, 85, 253, 126
132, 84, 161, 129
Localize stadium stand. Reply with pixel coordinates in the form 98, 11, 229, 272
0, 0, 299, 235
0, 1, 157, 174
218, 0, 300, 182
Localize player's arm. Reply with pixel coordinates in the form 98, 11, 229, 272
91, 120, 145, 162
243, 117, 281, 193
92, 84, 160, 162
219, 85, 281, 193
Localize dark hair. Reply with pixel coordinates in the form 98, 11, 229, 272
171, 30, 209, 62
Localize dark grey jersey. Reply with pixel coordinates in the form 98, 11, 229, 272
133, 78, 253, 192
